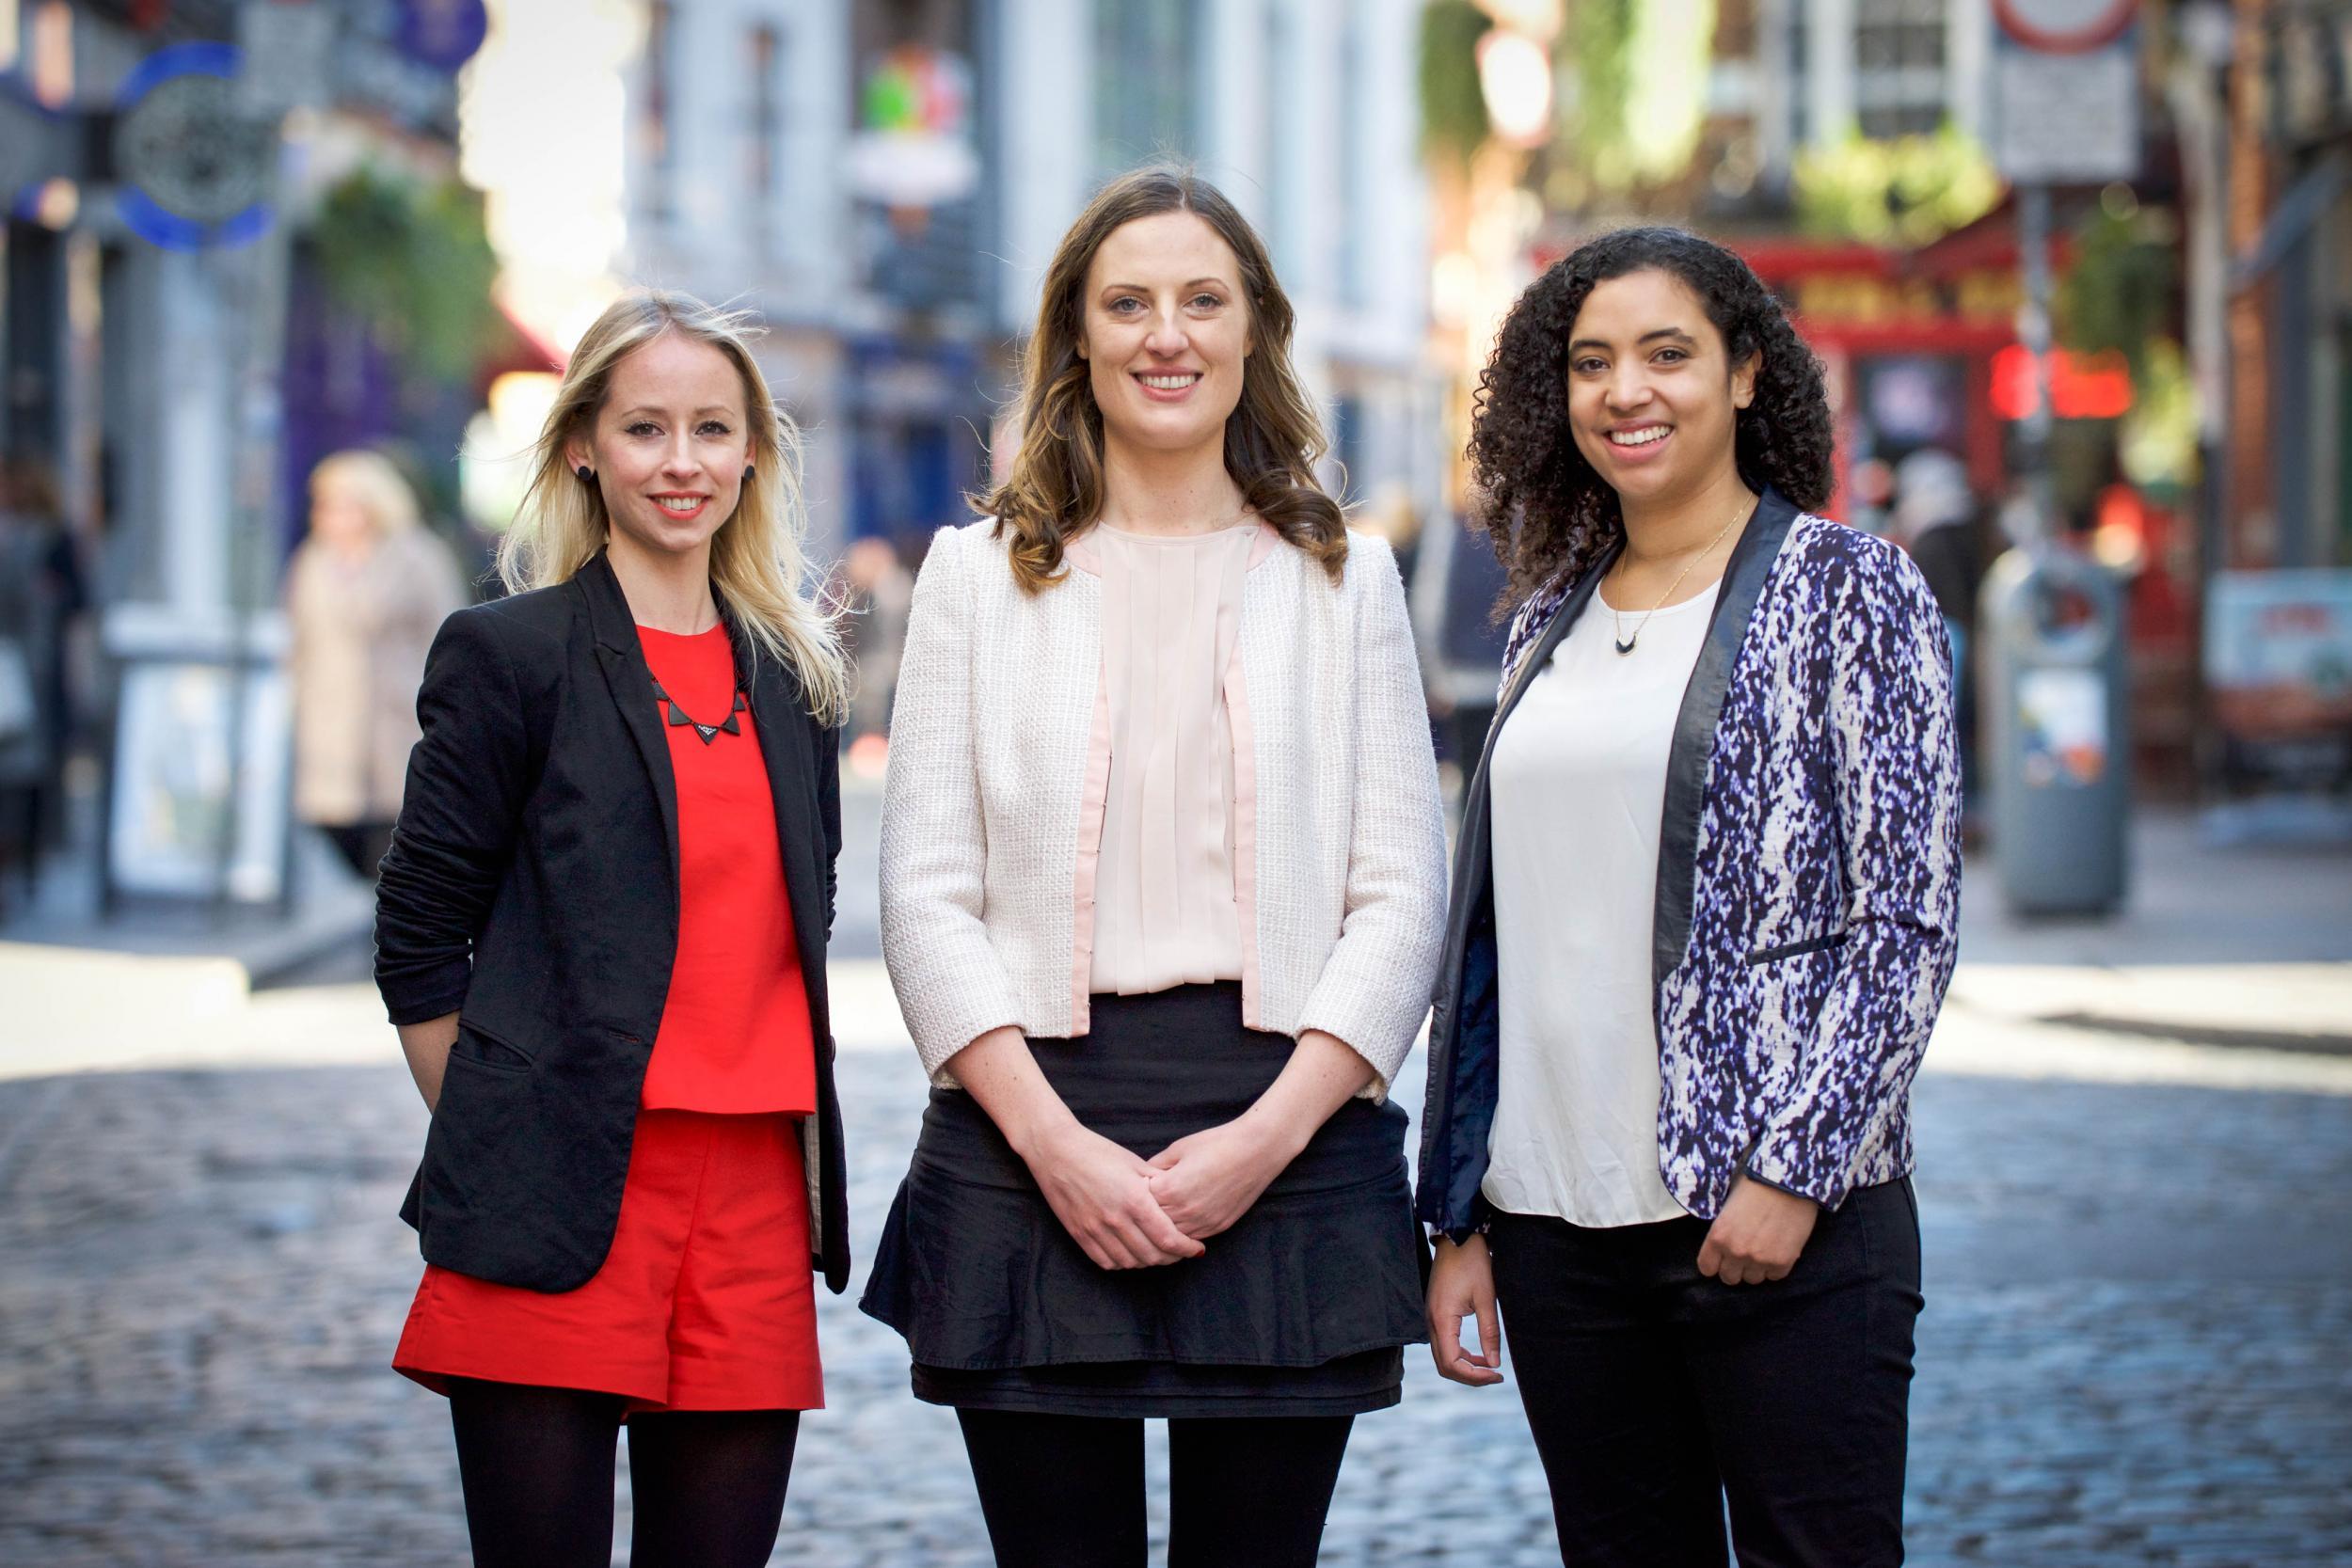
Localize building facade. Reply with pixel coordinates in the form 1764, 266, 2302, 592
621, 0, 1436, 561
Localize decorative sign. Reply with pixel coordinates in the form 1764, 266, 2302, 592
847, 46, 978, 209
112, 41, 277, 249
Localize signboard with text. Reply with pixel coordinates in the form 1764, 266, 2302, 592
1994, 0, 2141, 184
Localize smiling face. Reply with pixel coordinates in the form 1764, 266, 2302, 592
566, 330, 755, 566
1565, 267, 1757, 512
1076, 210, 1253, 461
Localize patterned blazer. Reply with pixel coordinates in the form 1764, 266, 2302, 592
1415, 487, 1962, 1238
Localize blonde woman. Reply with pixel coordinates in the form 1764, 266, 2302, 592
285, 449, 465, 876
861, 167, 1447, 1567
373, 290, 851, 1568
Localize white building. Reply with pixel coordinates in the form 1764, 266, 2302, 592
618, 0, 1438, 558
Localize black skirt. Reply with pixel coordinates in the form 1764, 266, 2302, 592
859, 982, 1429, 1418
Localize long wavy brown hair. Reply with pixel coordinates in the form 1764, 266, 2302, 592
977, 165, 1346, 594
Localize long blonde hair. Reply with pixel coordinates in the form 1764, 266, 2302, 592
499, 290, 850, 724
979, 164, 1346, 594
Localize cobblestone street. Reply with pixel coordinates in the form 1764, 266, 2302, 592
3, 965, 2350, 1566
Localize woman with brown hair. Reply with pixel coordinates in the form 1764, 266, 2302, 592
861, 166, 1447, 1567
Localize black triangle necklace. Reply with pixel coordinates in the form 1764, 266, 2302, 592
651, 678, 745, 745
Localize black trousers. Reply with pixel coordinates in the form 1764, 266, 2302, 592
1489, 1179, 1922, 1568
955, 1409, 1355, 1568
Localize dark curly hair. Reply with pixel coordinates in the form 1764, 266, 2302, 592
1468, 226, 1834, 606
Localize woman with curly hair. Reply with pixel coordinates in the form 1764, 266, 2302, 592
1416, 227, 1959, 1564
862, 165, 1446, 1566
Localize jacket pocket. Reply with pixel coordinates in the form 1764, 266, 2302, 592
451, 1020, 534, 1074
1746, 928, 1850, 965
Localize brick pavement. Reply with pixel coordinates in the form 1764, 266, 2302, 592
3, 1027, 2349, 1566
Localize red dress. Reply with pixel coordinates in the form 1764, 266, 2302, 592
395, 624, 824, 1411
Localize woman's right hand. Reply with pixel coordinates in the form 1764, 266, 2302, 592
395, 1014, 460, 1114
1024, 1119, 1207, 1271
1428, 1233, 1504, 1386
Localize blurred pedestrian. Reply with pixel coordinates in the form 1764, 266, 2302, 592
285, 450, 467, 879
840, 534, 913, 770
1409, 505, 1514, 786
861, 166, 1445, 1568
373, 290, 852, 1568
0, 454, 87, 904
1892, 447, 1986, 801
1419, 228, 1961, 1566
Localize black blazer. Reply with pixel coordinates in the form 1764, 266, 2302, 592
374, 551, 849, 1294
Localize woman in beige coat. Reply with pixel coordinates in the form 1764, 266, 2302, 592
286, 449, 467, 877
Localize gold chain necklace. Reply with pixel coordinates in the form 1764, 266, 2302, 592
1609, 499, 1753, 656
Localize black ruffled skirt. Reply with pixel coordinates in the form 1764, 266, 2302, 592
859, 982, 1428, 1418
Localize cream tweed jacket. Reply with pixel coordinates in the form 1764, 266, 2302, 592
879, 518, 1448, 1097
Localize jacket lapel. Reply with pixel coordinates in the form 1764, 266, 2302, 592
1651, 485, 1800, 981
740, 627, 829, 1012
582, 552, 682, 894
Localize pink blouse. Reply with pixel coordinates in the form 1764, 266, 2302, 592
1064, 521, 1266, 998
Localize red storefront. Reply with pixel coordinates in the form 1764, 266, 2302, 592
1736, 204, 2130, 522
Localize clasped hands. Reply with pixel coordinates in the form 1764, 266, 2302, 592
1025, 1114, 1296, 1272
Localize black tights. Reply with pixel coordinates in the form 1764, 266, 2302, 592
447, 1379, 800, 1568
955, 1408, 1355, 1568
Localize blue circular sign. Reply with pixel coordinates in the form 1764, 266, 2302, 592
398, 0, 490, 73
113, 41, 275, 251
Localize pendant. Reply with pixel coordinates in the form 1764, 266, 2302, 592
1613, 636, 1637, 656
652, 680, 745, 745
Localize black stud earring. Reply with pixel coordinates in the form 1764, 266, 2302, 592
742, 467, 755, 483
575, 465, 594, 483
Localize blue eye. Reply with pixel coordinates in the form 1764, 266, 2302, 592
625, 420, 659, 436
698, 420, 732, 436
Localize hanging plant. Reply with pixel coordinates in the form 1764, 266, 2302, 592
1793, 125, 2004, 247
310, 167, 502, 386
1418, 0, 1494, 166
2057, 192, 2178, 388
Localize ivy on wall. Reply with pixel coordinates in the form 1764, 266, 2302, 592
1418, 0, 1493, 166
310, 168, 501, 387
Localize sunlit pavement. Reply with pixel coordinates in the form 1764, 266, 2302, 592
5, 790, 2349, 1566
3, 934, 2349, 1565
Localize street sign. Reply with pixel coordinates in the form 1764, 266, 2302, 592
112, 41, 277, 249
237, 0, 335, 117
1994, 0, 2137, 54
1994, 42, 2140, 183
397, 0, 490, 73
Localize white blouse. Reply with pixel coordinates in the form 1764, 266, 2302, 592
1482, 578, 1721, 1227
1068, 521, 1256, 996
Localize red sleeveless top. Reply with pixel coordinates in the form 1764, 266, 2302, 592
634, 624, 817, 1115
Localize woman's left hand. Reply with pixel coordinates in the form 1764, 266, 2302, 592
1146, 1120, 1295, 1241
1696, 1176, 1820, 1285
